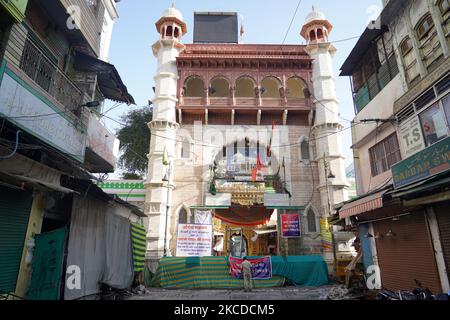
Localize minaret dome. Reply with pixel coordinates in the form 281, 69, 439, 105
155, 4, 187, 40
300, 6, 333, 44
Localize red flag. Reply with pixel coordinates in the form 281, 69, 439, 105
267, 121, 275, 157
252, 154, 265, 181
256, 153, 264, 170
251, 167, 258, 182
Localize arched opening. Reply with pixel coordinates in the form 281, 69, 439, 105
317, 28, 324, 40
286, 77, 306, 98
181, 137, 191, 159
210, 77, 230, 97
178, 207, 188, 224
309, 29, 316, 41
235, 77, 255, 97
185, 76, 205, 97
165, 25, 173, 37
300, 138, 310, 161
306, 208, 317, 233
229, 233, 248, 257
261, 77, 281, 98
174, 27, 180, 38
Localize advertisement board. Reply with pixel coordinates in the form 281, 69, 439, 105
176, 224, 213, 257
280, 213, 301, 238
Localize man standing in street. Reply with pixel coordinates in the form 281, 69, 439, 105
241, 257, 253, 292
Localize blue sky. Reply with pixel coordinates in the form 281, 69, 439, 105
104, 0, 383, 170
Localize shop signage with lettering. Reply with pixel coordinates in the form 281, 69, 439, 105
392, 135, 450, 188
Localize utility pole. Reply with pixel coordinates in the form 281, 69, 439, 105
162, 162, 172, 257
323, 153, 338, 275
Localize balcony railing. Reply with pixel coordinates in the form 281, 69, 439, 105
19, 37, 89, 118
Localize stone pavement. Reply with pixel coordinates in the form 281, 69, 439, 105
127, 285, 339, 300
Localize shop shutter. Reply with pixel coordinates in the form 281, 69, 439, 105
435, 205, 450, 281
373, 211, 442, 293
0, 186, 33, 294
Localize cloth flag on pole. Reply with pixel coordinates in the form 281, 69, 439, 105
162, 146, 169, 165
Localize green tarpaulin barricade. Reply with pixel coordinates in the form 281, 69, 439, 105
150, 255, 328, 289
131, 223, 146, 272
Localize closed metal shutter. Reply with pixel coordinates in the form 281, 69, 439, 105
373, 211, 442, 293
435, 204, 450, 281
0, 186, 33, 293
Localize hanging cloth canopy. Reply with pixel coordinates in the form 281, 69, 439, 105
214, 206, 274, 226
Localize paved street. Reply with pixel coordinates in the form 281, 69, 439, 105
127, 285, 339, 300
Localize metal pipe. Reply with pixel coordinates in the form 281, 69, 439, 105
0, 130, 21, 159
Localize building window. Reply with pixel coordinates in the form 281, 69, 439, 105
306, 208, 317, 233
181, 137, 191, 159
300, 139, 310, 161
419, 98, 450, 146
415, 14, 443, 70
438, 0, 450, 46
351, 34, 399, 113
400, 37, 420, 84
178, 208, 188, 224
369, 134, 401, 176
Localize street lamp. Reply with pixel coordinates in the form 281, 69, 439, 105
323, 153, 337, 275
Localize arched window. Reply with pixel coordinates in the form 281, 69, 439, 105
174, 27, 180, 38
185, 76, 205, 97
178, 208, 188, 224
438, 0, 450, 45
235, 77, 255, 97
165, 25, 173, 37
415, 13, 442, 70
306, 208, 317, 233
400, 37, 420, 84
286, 77, 306, 99
317, 28, 324, 40
300, 139, 310, 161
261, 77, 281, 98
181, 137, 191, 159
210, 77, 230, 97
309, 29, 316, 41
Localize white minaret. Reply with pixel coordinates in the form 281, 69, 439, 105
145, 5, 186, 268
301, 8, 349, 268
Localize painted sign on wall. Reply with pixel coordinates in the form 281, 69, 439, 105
176, 224, 213, 257
398, 116, 425, 158
0, 69, 86, 162
280, 213, 301, 238
392, 135, 450, 188
229, 256, 272, 279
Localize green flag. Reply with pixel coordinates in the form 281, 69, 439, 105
162, 146, 169, 165
209, 180, 217, 195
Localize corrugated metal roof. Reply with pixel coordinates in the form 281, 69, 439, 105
73, 51, 135, 105
339, 0, 410, 76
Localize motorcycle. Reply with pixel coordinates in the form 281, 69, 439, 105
377, 279, 448, 300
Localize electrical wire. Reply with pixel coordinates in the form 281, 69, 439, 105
279, 0, 303, 50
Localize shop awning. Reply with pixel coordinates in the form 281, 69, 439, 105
73, 51, 135, 105
0, 171, 77, 194
214, 206, 274, 226
339, 189, 388, 219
